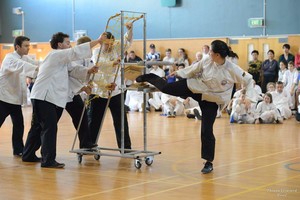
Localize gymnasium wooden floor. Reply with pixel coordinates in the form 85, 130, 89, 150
0, 106, 299, 200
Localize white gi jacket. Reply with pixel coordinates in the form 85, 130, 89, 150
91, 34, 132, 98
150, 67, 165, 78
67, 58, 93, 102
271, 90, 292, 119
30, 43, 92, 108
176, 57, 253, 104
0, 51, 38, 105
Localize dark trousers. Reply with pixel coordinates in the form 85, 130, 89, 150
262, 74, 276, 93
251, 72, 261, 85
27, 99, 63, 165
140, 74, 218, 161
87, 94, 131, 149
22, 109, 41, 160
65, 95, 93, 148
0, 100, 24, 155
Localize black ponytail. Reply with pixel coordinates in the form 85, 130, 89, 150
211, 40, 230, 58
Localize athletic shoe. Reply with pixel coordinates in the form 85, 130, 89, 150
201, 161, 213, 174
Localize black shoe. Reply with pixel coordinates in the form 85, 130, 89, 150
187, 114, 196, 119
193, 109, 202, 120
41, 160, 65, 168
226, 108, 232, 115
136, 74, 156, 83
167, 111, 173, 118
136, 75, 146, 82
124, 105, 130, 113
14, 152, 23, 157
119, 146, 132, 154
22, 156, 41, 162
201, 161, 213, 174
81, 143, 98, 149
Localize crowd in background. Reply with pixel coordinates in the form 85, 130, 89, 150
124, 42, 300, 124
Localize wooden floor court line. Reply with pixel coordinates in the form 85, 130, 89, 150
170, 147, 300, 180
63, 155, 300, 200
129, 157, 300, 200
1, 108, 300, 199
56, 147, 300, 193
217, 174, 300, 200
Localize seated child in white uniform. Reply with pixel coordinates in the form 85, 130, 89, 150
184, 97, 202, 120
125, 90, 144, 112
271, 81, 292, 119
161, 93, 184, 117
230, 92, 255, 124
255, 93, 283, 124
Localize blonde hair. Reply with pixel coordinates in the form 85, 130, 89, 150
77, 36, 92, 45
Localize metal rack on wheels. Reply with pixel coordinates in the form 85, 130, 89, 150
69, 11, 162, 169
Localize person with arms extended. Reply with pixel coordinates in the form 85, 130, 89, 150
89, 23, 133, 151
136, 40, 253, 174
0, 36, 39, 157
23, 32, 106, 168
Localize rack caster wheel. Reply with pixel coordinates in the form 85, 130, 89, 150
145, 156, 153, 166
134, 159, 142, 169
77, 154, 83, 163
94, 154, 100, 160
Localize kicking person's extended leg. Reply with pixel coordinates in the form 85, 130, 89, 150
136, 74, 194, 97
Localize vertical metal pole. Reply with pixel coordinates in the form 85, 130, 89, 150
120, 11, 125, 154
143, 14, 147, 151
21, 12, 25, 35
263, 0, 266, 36
72, 0, 76, 40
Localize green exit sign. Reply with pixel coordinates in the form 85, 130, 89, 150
248, 18, 264, 28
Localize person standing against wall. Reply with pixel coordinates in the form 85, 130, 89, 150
248, 50, 262, 86
278, 44, 294, 64
261, 50, 279, 93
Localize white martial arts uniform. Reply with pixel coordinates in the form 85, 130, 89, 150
282, 69, 298, 108
255, 101, 281, 123
31, 43, 92, 108
0, 52, 38, 105
67, 58, 93, 101
91, 33, 131, 98
161, 93, 184, 116
271, 90, 292, 119
230, 98, 255, 124
176, 57, 253, 105
147, 66, 166, 110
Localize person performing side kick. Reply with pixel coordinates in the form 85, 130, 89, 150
136, 40, 253, 174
